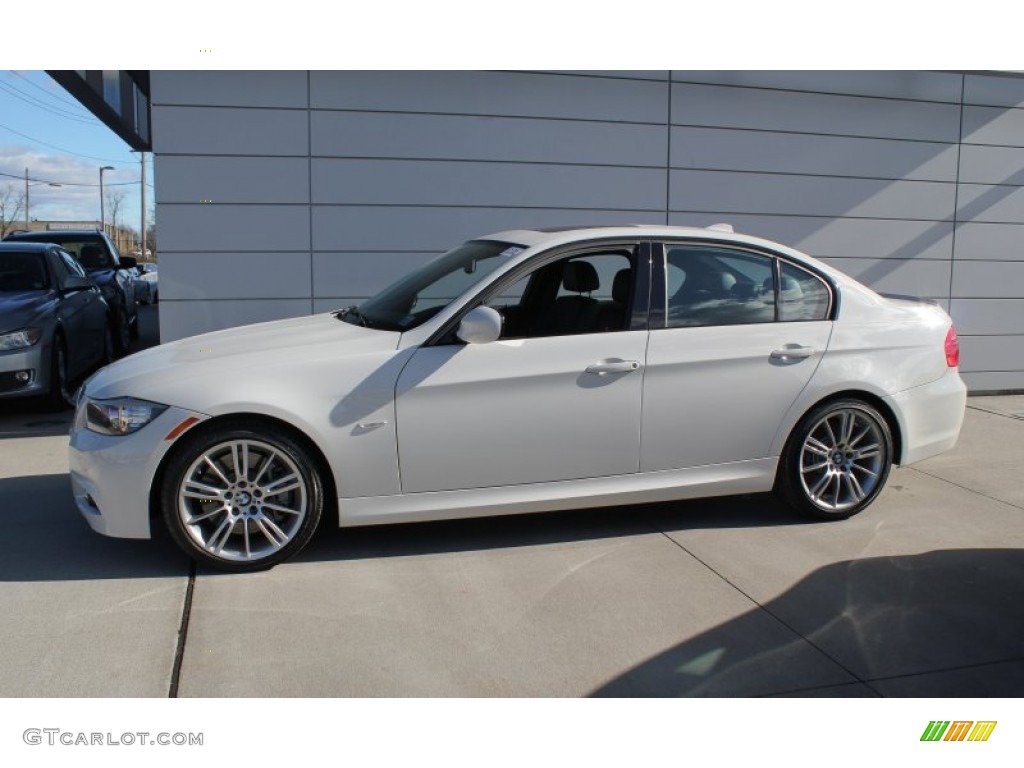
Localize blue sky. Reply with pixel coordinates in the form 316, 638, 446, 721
0, 70, 150, 232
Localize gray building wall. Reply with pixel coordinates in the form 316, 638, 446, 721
152, 70, 1024, 391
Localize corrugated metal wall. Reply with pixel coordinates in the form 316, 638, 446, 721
152, 70, 1024, 391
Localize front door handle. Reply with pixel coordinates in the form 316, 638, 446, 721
770, 345, 816, 361
585, 360, 641, 375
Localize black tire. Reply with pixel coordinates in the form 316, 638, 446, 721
44, 334, 73, 411
775, 398, 893, 521
112, 305, 131, 357
160, 421, 325, 572
100, 321, 114, 366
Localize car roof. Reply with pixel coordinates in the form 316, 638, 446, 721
0, 241, 55, 252
478, 223, 846, 285
480, 223, 761, 247
6, 230, 102, 239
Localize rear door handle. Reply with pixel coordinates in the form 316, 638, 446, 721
770, 345, 816, 361
585, 360, 641, 375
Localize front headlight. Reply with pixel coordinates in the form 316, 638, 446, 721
0, 327, 42, 351
84, 396, 169, 436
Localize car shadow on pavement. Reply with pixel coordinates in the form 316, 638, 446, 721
296, 492, 805, 565
0, 473, 187, 581
0, 405, 73, 437
588, 548, 1024, 697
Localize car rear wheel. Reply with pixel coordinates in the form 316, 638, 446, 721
776, 399, 893, 520
161, 422, 324, 571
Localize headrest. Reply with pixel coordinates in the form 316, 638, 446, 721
562, 261, 599, 293
779, 275, 804, 299
693, 269, 736, 293
78, 245, 104, 268
612, 268, 631, 304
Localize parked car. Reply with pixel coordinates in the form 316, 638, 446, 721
128, 266, 153, 305
138, 264, 158, 303
0, 242, 111, 408
4, 230, 138, 355
69, 225, 966, 571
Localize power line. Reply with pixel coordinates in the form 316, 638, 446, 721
0, 121, 134, 165
0, 80, 100, 125
8, 71, 94, 114
0, 170, 149, 188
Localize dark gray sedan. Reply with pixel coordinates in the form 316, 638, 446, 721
0, 242, 111, 408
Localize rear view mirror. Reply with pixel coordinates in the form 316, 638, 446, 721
457, 306, 502, 344
119, 256, 138, 269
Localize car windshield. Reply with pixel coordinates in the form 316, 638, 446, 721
13, 235, 111, 270
0, 252, 50, 292
342, 239, 525, 331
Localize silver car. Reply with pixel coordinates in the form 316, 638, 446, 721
0, 242, 112, 408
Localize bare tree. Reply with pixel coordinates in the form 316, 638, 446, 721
0, 184, 26, 239
105, 188, 127, 251
105, 188, 126, 228
145, 205, 156, 258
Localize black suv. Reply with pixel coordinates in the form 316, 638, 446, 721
4, 230, 139, 355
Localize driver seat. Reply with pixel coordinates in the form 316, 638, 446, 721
536, 261, 601, 336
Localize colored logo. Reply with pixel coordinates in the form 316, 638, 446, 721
921, 721, 997, 742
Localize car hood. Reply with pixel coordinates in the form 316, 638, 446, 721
0, 290, 55, 332
85, 312, 400, 405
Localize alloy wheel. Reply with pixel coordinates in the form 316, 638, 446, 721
53, 343, 73, 408
176, 439, 309, 563
798, 407, 886, 513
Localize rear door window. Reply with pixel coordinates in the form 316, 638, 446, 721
664, 245, 775, 327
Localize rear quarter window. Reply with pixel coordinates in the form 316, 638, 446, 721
778, 261, 832, 321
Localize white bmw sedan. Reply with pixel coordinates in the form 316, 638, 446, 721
70, 225, 966, 571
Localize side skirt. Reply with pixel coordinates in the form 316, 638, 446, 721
337, 458, 778, 527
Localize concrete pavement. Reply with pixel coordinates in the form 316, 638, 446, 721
1, 388, 1022, 696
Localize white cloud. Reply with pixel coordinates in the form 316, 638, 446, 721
0, 144, 143, 226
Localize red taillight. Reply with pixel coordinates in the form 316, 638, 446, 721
945, 326, 960, 368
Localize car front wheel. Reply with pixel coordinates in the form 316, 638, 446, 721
100, 322, 114, 366
161, 422, 325, 571
776, 399, 893, 520
112, 306, 132, 356
44, 336, 73, 410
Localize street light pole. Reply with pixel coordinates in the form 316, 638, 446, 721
99, 165, 114, 234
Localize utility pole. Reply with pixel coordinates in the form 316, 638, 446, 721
99, 165, 114, 234
23, 170, 60, 230
140, 152, 147, 259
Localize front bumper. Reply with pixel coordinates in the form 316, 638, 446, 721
69, 404, 209, 538
884, 367, 967, 466
0, 343, 48, 399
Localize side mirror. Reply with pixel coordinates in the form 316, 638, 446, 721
456, 306, 502, 344
119, 256, 138, 269
62, 276, 95, 293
